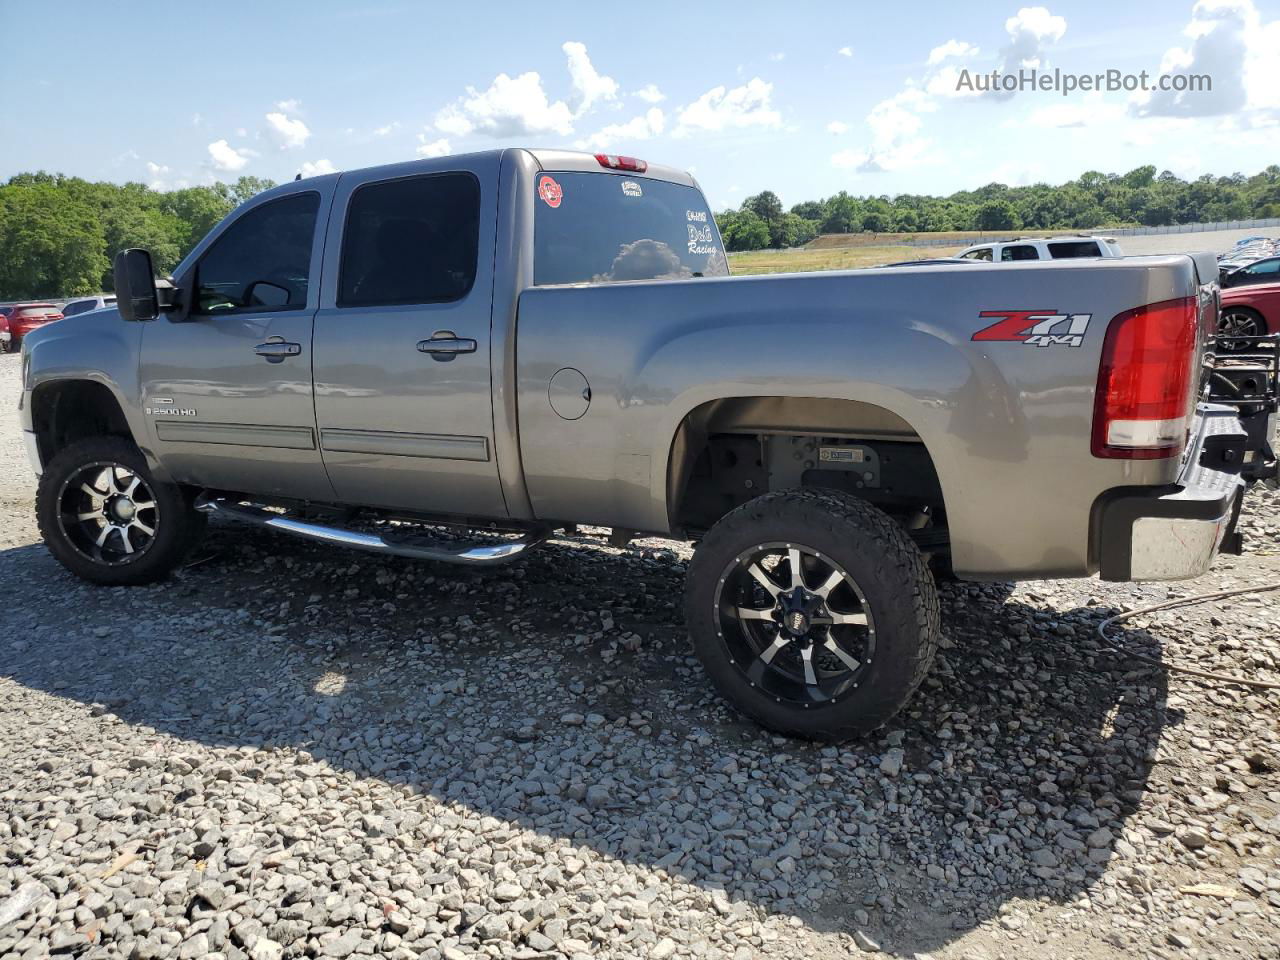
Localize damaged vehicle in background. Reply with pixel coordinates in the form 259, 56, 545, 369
6, 303, 62, 352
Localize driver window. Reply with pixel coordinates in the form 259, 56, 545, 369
194, 192, 320, 314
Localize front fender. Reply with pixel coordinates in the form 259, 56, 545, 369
21, 317, 168, 479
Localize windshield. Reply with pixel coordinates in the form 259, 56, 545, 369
533, 172, 727, 285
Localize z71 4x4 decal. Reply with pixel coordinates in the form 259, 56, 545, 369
972, 309, 1093, 348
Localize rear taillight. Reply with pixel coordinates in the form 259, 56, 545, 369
595, 153, 647, 173
1092, 296, 1199, 459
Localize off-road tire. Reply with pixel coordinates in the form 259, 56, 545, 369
37, 436, 206, 586
685, 487, 940, 740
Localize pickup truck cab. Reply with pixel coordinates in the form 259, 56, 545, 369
18, 148, 1274, 739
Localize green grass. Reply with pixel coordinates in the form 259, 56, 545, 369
728, 244, 964, 276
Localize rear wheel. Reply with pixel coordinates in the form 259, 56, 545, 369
36, 437, 206, 586
685, 488, 939, 740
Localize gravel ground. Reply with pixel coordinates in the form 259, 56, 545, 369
1, 349, 1278, 960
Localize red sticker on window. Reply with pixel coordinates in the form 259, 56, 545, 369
538, 175, 563, 209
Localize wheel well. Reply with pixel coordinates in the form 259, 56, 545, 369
31, 380, 132, 465
668, 397, 946, 535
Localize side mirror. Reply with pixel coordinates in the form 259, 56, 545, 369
113, 248, 159, 322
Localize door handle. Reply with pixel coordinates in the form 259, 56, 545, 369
255, 338, 301, 363
417, 334, 477, 361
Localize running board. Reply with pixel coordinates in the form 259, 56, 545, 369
194, 495, 548, 566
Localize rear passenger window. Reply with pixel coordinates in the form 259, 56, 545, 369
1048, 241, 1101, 259
338, 174, 480, 307
194, 192, 320, 314
1001, 245, 1039, 261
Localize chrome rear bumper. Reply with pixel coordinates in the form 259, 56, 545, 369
1095, 406, 1246, 581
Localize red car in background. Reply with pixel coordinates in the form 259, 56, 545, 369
1220, 282, 1280, 343
3, 303, 63, 351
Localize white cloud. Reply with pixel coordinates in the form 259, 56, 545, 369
373, 121, 401, 137
578, 108, 665, 149
1028, 90, 1126, 127
563, 41, 618, 114
275, 99, 301, 113
768, 51, 786, 62
832, 88, 936, 173
207, 139, 250, 172
838, 46, 853, 57
634, 84, 666, 103
299, 158, 336, 177
265, 111, 311, 149
144, 160, 170, 190
415, 136, 451, 158
925, 8, 1063, 101
435, 71, 575, 137
826, 120, 849, 134
925, 63, 986, 98
673, 78, 781, 136
1132, 0, 1280, 119
927, 39, 979, 65
1000, 6, 1066, 71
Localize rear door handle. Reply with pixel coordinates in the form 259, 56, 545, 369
255, 338, 301, 363
417, 334, 477, 361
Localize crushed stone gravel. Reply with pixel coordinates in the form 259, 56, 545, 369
1, 351, 1278, 960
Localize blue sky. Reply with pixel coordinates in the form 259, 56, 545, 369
2, 0, 1278, 210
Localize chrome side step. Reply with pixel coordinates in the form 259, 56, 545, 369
194, 495, 548, 566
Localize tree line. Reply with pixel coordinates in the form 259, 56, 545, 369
0, 172, 277, 301
716, 164, 1280, 252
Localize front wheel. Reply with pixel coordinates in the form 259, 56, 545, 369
685, 488, 940, 740
36, 436, 206, 586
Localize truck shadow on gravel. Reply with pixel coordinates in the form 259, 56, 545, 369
1, 523, 1170, 956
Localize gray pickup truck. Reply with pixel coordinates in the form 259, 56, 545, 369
17, 148, 1275, 739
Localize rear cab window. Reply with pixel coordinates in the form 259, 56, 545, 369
533, 172, 727, 286
338, 173, 480, 306
1048, 240, 1102, 259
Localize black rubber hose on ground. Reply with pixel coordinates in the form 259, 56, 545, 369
1096, 582, 1280, 690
